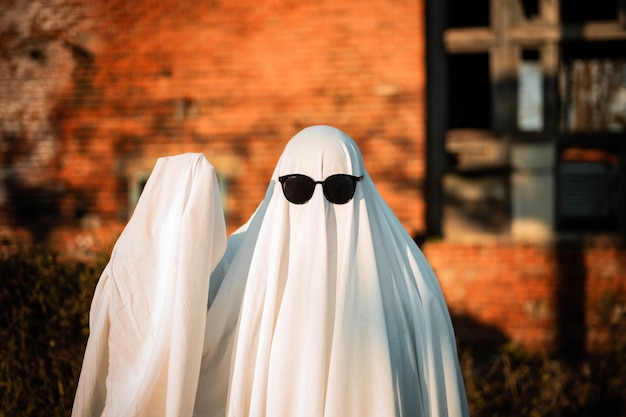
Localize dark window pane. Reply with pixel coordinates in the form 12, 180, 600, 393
561, 0, 620, 23
448, 53, 491, 129
447, 0, 489, 28
558, 147, 620, 230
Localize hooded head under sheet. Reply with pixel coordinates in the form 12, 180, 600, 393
198, 125, 469, 417
72, 153, 227, 417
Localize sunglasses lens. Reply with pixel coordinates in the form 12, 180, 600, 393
279, 174, 361, 205
280, 175, 316, 204
323, 174, 358, 204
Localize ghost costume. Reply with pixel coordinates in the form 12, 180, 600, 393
72, 153, 227, 417
195, 126, 469, 417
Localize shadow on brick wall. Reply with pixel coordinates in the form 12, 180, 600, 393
554, 240, 587, 359
6, 181, 63, 243
451, 312, 509, 353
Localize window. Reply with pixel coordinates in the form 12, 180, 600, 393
561, 0, 621, 23
560, 42, 626, 133
431, 0, 626, 239
518, 49, 543, 132
128, 170, 151, 216
557, 147, 620, 231
448, 54, 491, 130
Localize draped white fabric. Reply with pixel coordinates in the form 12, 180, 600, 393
195, 126, 469, 417
72, 153, 227, 417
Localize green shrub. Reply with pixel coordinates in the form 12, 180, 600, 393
1, 247, 625, 416
460, 341, 626, 416
0, 248, 105, 417
458, 284, 626, 416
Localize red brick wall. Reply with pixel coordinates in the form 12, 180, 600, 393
423, 239, 626, 353
12, 0, 424, 245
1, 0, 624, 353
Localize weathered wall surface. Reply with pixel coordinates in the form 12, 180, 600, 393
1, 0, 624, 354
0, 0, 426, 251
424, 239, 626, 353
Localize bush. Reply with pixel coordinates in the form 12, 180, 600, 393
460, 341, 626, 416
457, 277, 626, 417
1, 247, 625, 416
0, 248, 105, 417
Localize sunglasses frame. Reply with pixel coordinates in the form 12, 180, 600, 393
278, 173, 364, 205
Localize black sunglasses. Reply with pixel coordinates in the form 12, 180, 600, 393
278, 174, 363, 205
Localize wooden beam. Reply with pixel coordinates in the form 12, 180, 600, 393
446, 21, 626, 54
443, 27, 494, 53
562, 21, 626, 41
508, 23, 559, 44
540, 0, 559, 24
490, 0, 518, 134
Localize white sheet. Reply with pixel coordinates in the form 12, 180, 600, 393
72, 153, 227, 417
195, 126, 469, 417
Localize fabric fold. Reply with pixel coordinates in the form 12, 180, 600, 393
197, 126, 469, 417
72, 153, 227, 417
